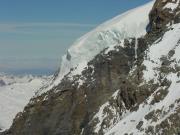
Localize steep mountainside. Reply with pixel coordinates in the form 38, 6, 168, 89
2, 0, 180, 135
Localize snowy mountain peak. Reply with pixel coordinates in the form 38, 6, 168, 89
51, 1, 155, 88
2, 0, 180, 135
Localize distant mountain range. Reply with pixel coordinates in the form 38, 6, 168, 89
0, 73, 52, 131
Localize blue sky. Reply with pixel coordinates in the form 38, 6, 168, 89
0, 0, 151, 75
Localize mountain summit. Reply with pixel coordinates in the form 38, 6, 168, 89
2, 0, 180, 135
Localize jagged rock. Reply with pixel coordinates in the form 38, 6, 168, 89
136, 121, 143, 130
148, 0, 180, 32
0, 80, 6, 86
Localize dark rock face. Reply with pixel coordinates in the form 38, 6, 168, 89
0, 80, 6, 86
148, 0, 180, 32
2, 0, 180, 135
3, 39, 144, 135
66, 50, 71, 61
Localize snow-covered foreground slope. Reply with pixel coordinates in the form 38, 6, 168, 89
103, 23, 180, 135
47, 1, 155, 91
0, 74, 51, 131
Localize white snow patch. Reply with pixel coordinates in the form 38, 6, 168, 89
143, 24, 180, 82
163, 0, 179, 11
112, 89, 120, 99
93, 90, 121, 134
93, 102, 110, 133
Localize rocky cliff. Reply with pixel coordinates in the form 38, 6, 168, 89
1, 0, 180, 135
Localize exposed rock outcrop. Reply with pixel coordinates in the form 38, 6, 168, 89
148, 0, 180, 32
0, 80, 6, 86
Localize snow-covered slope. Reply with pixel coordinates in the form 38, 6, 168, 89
104, 22, 180, 135
0, 74, 50, 131
3, 0, 180, 134
49, 1, 155, 90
